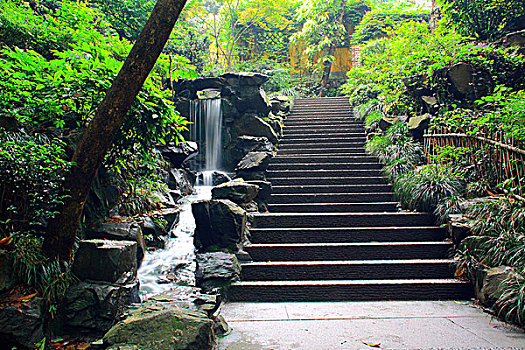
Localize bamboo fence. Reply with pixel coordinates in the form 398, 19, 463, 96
424, 126, 525, 194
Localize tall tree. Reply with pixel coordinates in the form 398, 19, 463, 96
43, 0, 188, 261
291, 0, 348, 97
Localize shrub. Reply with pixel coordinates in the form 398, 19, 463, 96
393, 164, 465, 213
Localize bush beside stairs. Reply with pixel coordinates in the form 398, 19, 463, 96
228, 97, 473, 302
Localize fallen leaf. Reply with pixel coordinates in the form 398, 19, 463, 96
0, 236, 13, 245
455, 267, 465, 277
363, 342, 381, 348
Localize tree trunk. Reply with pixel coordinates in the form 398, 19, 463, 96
43, 0, 188, 261
319, 0, 346, 98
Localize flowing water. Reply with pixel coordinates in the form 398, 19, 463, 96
137, 186, 211, 300
138, 98, 224, 300
188, 98, 223, 186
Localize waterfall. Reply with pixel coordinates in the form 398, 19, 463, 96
188, 98, 223, 185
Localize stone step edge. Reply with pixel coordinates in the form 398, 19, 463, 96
245, 242, 451, 248
241, 259, 455, 266
249, 226, 441, 232
231, 279, 468, 286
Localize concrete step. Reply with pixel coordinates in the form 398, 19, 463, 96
268, 162, 382, 171
241, 259, 455, 281
267, 202, 397, 212
284, 128, 365, 135
285, 117, 356, 124
228, 279, 473, 302
269, 192, 393, 204
284, 124, 363, 130
252, 212, 434, 228
282, 133, 365, 140
267, 169, 383, 178
281, 138, 366, 145
285, 119, 359, 126
245, 242, 452, 261
249, 226, 447, 243
277, 148, 367, 155
269, 177, 387, 186
272, 184, 392, 194
272, 155, 378, 163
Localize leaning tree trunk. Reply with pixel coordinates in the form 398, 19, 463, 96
43, 0, 188, 261
319, 0, 347, 97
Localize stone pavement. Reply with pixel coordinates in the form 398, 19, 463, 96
218, 301, 525, 349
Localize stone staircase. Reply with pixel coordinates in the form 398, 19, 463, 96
229, 97, 472, 302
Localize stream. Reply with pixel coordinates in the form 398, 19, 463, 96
137, 186, 212, 300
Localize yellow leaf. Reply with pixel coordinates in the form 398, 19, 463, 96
363, 342, 381, 348
455, 267, 465, 277
0, 237, 13, 245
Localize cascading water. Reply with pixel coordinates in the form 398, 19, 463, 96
138, 97, 225, 299
188, 98, 224, 185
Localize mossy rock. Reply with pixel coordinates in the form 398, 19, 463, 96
103, 305, 215, 350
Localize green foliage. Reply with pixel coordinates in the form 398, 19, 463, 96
393, 164, 465, 213
352, 7, 430, 44
455, 197, 525, 325
0, 131, 72, 238
91, 0, 155, 40
438, 0, 525, 42
366, 124, 424, 181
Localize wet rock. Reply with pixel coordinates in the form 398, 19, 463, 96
85, 223, 147, 263
499, 29, 525, 54
212, 179, 260, 204
103, 303, 215, 350
63, 280, 140, 335
167, 168, 196, 196
0, 296, 44, 349
72, 240, 137, 284
197, 171, 231, 186
157, 142, 198, 168
196, 252, 241, 291
161, 207, 181, 232
192, 199, 247, 251
235, 115, 278, 144
407, 113, 432, 140
141, 216, 169, 249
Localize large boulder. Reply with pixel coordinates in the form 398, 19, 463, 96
140, 216, 169, 249
220, 72, 269, 87
433, 62, 493, 102
63, 280, 140, 335
212, 179, 260, 204
235, 115, 278, 144
197, 171, 231, 186
192, 199, 247, 251
167, 168, 196, 196
84, 222, 147, 263
407, 113, 432, 140
230, 136, 273, 167
246, 180, 272, 212
235, 151, 271, 181
196, 252, 241, 291
482, 266, 524, 304
103, 303, 215, 350
157, 142, 198, 168
0, 295, 44, 349
72, 240, 137, 284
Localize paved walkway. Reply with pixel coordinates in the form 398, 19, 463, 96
218, 301, 525, 349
